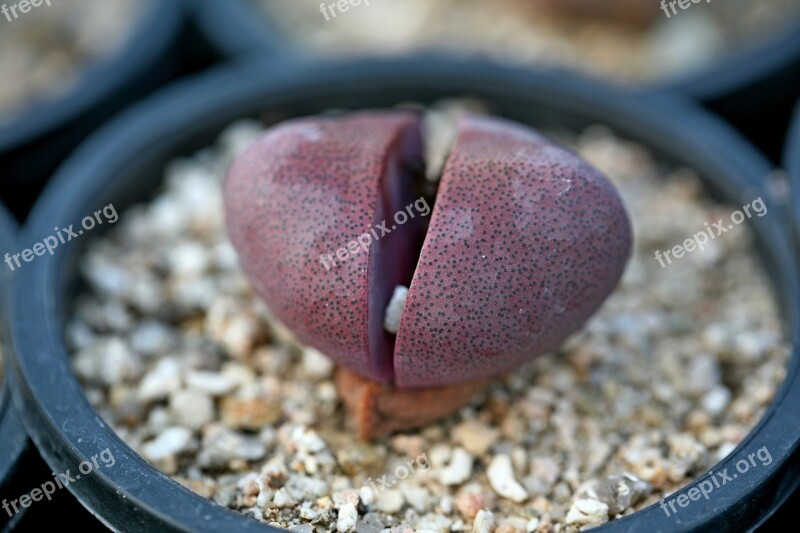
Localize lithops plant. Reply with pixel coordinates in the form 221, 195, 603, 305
225, 108, 631, 439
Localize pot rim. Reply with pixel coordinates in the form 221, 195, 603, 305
10, 55, 800, 532
786, 101, 800, 247
0, 0, 183, 152
0, 204, 29, 525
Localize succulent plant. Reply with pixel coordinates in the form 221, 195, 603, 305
225, 109, 631, 437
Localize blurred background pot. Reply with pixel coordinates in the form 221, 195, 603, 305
661, 25, 800, 163
189, 0, 287, 59
0, 0, 186, 221
8, 56, 800, 531
189, 0, 800, 162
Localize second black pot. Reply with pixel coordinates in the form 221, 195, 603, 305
0, 0, 186, 221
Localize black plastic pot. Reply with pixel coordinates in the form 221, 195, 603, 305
188, 0, 286, 58
0, 205, 30, 530
9, 56, 800, 532
655, 25, 800, 162
0, 0, 186, 221
787, 101, 800, 247
190, 0, 800, 162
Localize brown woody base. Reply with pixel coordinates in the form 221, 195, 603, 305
335, 368, 491, 441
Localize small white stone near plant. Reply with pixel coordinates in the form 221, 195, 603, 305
487, 455, 528, 503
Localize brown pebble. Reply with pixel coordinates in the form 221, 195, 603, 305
455, 492, 486, 519
334, 441, 387, 476
220, 396, 282, 430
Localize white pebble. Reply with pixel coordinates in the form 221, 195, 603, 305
255, 477, 273, 509
401, 484, 432, 513
487, 455, 528, 503
452, 420, 499, 456
301, 347, 335, 380
197, 424, 267, 468
185, 370, 237, 396
142, 426, 194, 461
472, 509, 496, 533
428, 444, 452, 468
439, 448, 474, 486
439, 495, 453, 514
169, 390, 215, 430
416, 514, 453, 532
220, 362, 257, 387
65, 321, 95, 350
702, 385, 731, 416
272, 487, 296, 508
138, 358, 182, 401
285, 475, 330, 500
221, 314, 261, 358
146, 407, 172, 435
220, 119, 265, 157
299, 506, 317, 521
734, 331, 778, 361
129, 321, 175, 357
715, 442, 738, 462
565, 498, 609, 527
650, 13, 724, 76
686, 355, 721, 395
336, 502, 358, 532
169, 242, 210, 277
290, 426, 327, 454
332, 488, 360, 509
82, 256, 129, 296
358, 486, 375, 506
383, 285, 409, 334
374, 489, 404, 514
101, 338, 142, 385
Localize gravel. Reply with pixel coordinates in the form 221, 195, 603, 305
69, 113, 790, 531
0, 0, 147, 122
257, 0, 800, 82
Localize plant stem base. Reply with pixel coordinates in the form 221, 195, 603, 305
335, 367, 490, 440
